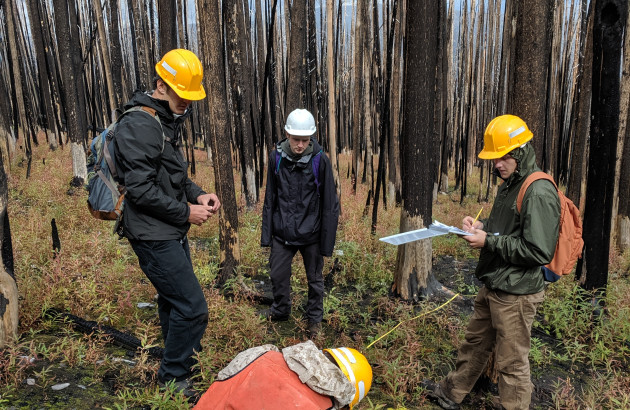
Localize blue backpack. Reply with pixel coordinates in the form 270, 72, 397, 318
274, 149, 323, 190
85, 106, 163, 222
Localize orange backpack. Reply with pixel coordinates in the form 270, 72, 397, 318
517, 172, 584, 280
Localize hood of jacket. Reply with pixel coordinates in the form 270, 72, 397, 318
276, 137, 322, 159
493, 143, 538, 185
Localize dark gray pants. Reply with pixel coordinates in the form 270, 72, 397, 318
130, 237, 208, 382
269, 238, 324, 323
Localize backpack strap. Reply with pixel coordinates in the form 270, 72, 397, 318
103, 106, 164, 181
516, 171, 557, 213
275, 150, 282, 174
312, 150, 323, 189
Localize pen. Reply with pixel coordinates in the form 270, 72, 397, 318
472, 208, 483, 226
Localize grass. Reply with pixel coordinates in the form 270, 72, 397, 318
2, 143, 629, 408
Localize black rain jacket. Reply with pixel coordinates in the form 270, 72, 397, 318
261, 138, 340, 256
114, 91, 205, 240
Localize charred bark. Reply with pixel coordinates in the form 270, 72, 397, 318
197, 0, 240, 287
158, 0, 177, 54
285, 0, 307, 112
392, 1, 439, 301
224, 0, 258, 208
508, 0, 554, 166
577, 0, 628, 295
52, 0, 88, 182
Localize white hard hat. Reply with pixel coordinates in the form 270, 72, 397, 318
284, 109, 316, 136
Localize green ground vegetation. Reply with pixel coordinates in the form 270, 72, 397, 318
1, 145, 629, 409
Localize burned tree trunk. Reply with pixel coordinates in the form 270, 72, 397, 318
351, 1, 365, 194
52, 0, 88, 183
285, 0, 307, 112
0, 146, 17, 348
326, 0, 341, 202
92, 0, 116, 120
131, 0, 152, 91
611, 4, 630, 249
392, 1, 440, 301
388, 0, 404, 205
197, 0, 240, 287
107, 0, 124, 108
577, 0, 628, 294
508, 0, 554, 166
619, 116, 630, 252
26, 0, 58, 149
224, 0, 258, 208
5, 0, 26, 156
372, 0, 399, 233
158, 0, 177, 54
567, 0, 592, 209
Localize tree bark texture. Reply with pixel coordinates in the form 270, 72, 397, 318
224, 0, 258, 208
26, 0, 58, 147
326, 0, 341, 202
509, 0, 553, 168
197, 0, 240, 287
392, 1, 439, 301
158, 0, 177, 55
52, 0, 88, 180
285, 0, 307, 112
0, 143, 17, 348
567, 0, 593, 210
577, 0, 628, 292
610, 3, 630, 249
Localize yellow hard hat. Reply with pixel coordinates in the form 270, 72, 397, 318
155, 49, 206, 101
324, 347, 372, 408
478, 114, 533, 159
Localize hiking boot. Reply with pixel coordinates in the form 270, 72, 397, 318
307, 321, 322, 338
421, 380, 460, 410
158, 378, 198, 400
258, 308, 289, 322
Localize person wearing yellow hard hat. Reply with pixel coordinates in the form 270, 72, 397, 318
113, 49, 220, 398
193, 341, 372, 409
423, 115, 560, 410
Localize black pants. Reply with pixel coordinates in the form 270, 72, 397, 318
269, 238, 324, 323
130, 237, 208, 382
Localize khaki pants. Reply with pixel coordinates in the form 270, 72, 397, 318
440, 285, 544, 410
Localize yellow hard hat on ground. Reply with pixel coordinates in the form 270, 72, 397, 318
478, 114, 533, 159
324, 347, 372, 408
155, 49, 206, 101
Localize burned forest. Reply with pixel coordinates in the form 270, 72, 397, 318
0, 0, 629, 408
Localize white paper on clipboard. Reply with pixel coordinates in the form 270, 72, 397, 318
379, 220, 472, 245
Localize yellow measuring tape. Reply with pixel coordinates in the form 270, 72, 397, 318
366, 293, 460, 349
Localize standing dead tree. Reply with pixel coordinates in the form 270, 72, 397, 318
611, 2, 630, 251
225, 0, 258, 209
0, 148, 17, 348
285, 0, 307, 112
326, 0, 341, 202
577, 0, 628, 296
158, 0, 177, 55
508, 0, 554, 167
26, 0, 58, 149
371, 0, 398, 234
52, 0, 88, 184
196, 0, 240, 288
392, 0, 441, 301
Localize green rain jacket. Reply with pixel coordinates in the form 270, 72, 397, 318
476, 143, 561, 295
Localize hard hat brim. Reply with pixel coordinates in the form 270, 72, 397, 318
284, 126, 316, 137
478, 149, 503, 160
169, 85, 206, 101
